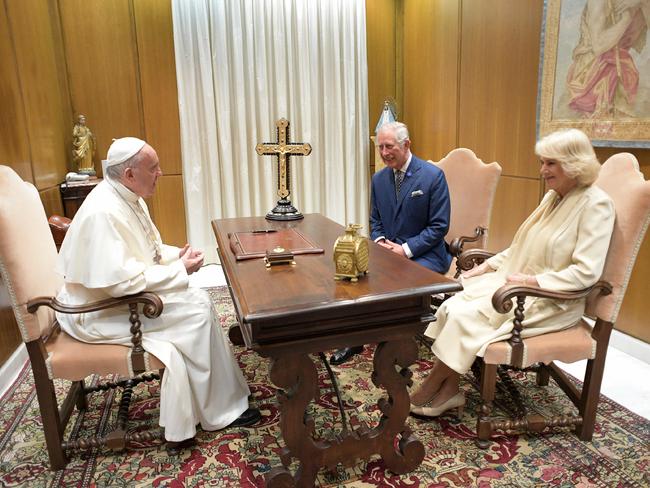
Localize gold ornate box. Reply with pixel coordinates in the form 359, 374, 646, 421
333, 224, 369, 282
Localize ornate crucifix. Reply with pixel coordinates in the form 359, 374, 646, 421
256, 118, 312, 221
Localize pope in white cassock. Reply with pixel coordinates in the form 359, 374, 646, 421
55, 137, 260, 446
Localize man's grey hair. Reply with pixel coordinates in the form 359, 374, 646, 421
105, 149, 146, 181
378, 121, 410, 146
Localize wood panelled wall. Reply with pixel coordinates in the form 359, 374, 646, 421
0, 0, 186, 365
370, 0, 649, 343
402, 0, 545, 253
366, 0, 399, 175
0, 0, 185, 241
57, 0, 186, 244
457, 0, 545, 253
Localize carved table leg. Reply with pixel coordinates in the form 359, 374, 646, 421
265, 338, 425, 487
372, 339, 425, 474
266, 353, 320, 488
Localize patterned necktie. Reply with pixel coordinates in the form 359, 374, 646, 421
395, 170, 404, 197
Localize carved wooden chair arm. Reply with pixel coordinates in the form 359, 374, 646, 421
49, 215, 72, 249
48, 214, 71, 229
449, 226, 486, 257
456, 248, 496, 273
490, 281, 612, 345
491, 281, 612, 314
27, 292, 163, 317
27, 292, 163, 354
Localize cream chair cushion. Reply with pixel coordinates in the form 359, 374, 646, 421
45, 328, 165, 381
483, 319, 596, 367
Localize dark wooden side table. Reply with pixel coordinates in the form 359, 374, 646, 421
59, 178, 102, 218
212, 213, 462, 487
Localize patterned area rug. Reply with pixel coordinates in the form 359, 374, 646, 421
0, 286, 648, 487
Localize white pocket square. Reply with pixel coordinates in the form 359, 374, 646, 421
411, 190, 424, 197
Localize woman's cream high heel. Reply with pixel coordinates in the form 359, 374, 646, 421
410, 392, 465, 418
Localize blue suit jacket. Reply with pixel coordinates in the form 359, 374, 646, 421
370, 155, 452, 273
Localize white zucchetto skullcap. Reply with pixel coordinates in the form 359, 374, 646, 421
104, 137, 146, 169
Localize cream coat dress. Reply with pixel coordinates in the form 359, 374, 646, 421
55, 179, 250, 441
424, 185, 615, 374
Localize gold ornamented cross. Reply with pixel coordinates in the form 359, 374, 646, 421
256, 118, 312, 199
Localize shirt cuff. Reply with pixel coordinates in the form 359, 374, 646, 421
402, 243, 413, 258
374, 236, 386, 243
161, 244, 181, 265
485, 255, 500, 270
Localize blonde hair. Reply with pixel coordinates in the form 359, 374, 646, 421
535, 129, 600, 186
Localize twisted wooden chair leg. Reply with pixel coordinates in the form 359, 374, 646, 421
62, 373, 163, 454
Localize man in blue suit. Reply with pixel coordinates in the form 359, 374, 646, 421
330, 121, 452, 365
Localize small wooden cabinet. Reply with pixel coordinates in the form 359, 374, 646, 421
59, 178, 101, 218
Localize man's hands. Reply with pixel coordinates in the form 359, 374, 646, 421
378, 238, 406, 257
179, 244, 204, 275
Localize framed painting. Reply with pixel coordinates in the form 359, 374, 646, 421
537, 0, 650, 147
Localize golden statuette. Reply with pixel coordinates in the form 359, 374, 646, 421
72, 114, 97, 175
333, 224, 369, 282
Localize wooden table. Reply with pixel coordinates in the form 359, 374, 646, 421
212, 214, 462, 487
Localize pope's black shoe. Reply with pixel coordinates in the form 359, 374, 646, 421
329, 346, 364, 365
166, 437, 196, 455
228, 407, 261, 428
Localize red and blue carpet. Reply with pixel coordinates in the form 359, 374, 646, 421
0, 286, 648, 486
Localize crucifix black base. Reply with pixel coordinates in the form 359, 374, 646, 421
266, 197, 304, 221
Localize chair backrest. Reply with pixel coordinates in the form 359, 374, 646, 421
587, 153, 650, 323
0, 166, 61, 342
432, 148, 502, 250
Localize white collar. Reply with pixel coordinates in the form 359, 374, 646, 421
106, 176, 140, 204
394, 153, 412, 174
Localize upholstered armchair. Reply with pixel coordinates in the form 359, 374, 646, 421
430, 148, 502, 277
457, 153, 650, 445
0, 166, 166, 470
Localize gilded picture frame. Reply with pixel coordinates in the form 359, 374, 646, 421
537, 0, 650, 147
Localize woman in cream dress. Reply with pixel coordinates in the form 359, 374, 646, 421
410, 129, 615, 417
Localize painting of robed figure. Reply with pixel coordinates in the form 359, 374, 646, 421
538, 0, 650, 147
